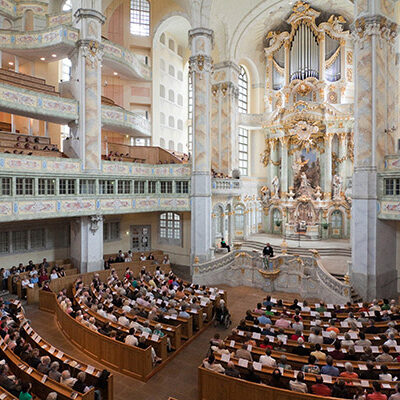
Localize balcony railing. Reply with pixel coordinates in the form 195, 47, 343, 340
211, 178, 241, 195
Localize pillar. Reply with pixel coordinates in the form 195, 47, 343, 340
189, 28, 214, 263
69, 1, 105, 171
211, 61, 240, 175
280, 137, 289, 198
70, 215, 104, 273
324, 134, 333, 199
338, 133, 347, 178
351, 0, 398, 299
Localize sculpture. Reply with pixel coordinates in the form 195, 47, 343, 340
272, 176, 280, 198
333, 174, 343, 200
260, 186, 271, 204
314, 186, 322, 201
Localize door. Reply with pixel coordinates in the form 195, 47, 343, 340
130, 225, 151, 252
330, 211, 343, 238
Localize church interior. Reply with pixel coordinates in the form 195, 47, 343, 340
0, 0, 399, 399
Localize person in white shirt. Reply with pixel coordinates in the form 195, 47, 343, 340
97, 304, 108, 318
122, 300, 132, 313
140, 253, 147, 261
341, 333, 355, 347
379, 365, 393, 381
125, 328, 139, 346
384, 332, 397, 347
125, 251, 133, 262
259, 348, 277, 368
118, 313, 129, 327
308, 327, 323, 345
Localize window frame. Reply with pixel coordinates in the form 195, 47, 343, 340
130, 0, 150, 37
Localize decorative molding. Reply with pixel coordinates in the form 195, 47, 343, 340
352, 15, 398, 46
189, 55, 213, 74
89, 214, 103, 235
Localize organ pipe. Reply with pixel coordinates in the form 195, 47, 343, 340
289, 22, 319, 81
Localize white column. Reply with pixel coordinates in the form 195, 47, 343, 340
14, 56, 19, 72
352, 0, 398, 300
70, 216, 104, 273
189, 28, 214, 263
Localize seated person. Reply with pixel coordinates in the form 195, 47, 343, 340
220, 238, 230, 252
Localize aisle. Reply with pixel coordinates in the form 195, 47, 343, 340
25, 286, 302, 400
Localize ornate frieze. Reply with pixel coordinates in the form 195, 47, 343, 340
189, 54, 213, 75
211, 82, 238, 98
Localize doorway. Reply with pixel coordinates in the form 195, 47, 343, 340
130, 225, 151, 252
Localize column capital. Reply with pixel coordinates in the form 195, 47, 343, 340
352, 15, 398, 43
74, 8, 106, 24
189, 54, 213, 74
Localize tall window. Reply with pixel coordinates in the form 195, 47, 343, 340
188, 73, 193, 154
160, 212, 182, 245
238, 66, 249, 176
130, 0, 150, 36
61, 58, 71, 82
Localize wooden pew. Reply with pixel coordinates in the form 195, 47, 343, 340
40, 291, 154, 381
0, 337, 95, 400
17, 315, 114, 400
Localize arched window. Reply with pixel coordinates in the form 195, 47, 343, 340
177, 45, 183, 57
61, 58, 71, 82
160, 138, 165, 148
168, 65, 175, 77
168, 39, 175, 51
177, 143, 183, 152
177, 71, 183, 81
177, 94, 183, 106
160, 33, 166, 45
168, 140, 174, 150
160, 212, 182, 245
177, 119, 183, 130
168, 89, 175, 103
160, 84, 165, 98
62, 0, 72, 11
238, 65, 249, 176
160, 112, 165, 125
160, 58, 166, 71
168, 116, 175, 128
235, 205, 245, 231
130, 0, 150, 36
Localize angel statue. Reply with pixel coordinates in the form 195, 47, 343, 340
260, 186, 271, 204
333, 174, 343, 200
272, 176, 280, 199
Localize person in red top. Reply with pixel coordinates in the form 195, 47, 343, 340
311, 376, 332, 397
329, 341, 345, 360
259, 337, 273, 350
38, 268, 49, 286
367, 382, 387, 400
290, 329, 304, 342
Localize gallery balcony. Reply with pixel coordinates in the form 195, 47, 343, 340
211, 178, 241, 196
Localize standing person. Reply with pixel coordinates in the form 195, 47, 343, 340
263, 243, 274, 269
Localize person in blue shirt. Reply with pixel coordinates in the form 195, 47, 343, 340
320, 356, 339, 376
263, 295, 275, 307
178, 305, 190, 318
258, 314, 272, 325
30, 273, 39, 285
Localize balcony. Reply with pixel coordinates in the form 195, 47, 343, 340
102, 106, 151, 137
0, 154, 191, 222
0, 27, 150, 81
211, 178, 241, 196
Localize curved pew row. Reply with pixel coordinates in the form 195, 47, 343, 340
14, 308, 114, 400
41, 291, 154, 381
39, 266, 226, 381
0, 307, 97, 400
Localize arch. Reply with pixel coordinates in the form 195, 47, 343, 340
168, 38, 175, 52
168, 140, 174, 150
177, 143, 183, 152
168, 64, 175, 77
168, 115, 175, 128
160, 112, 165, 125
159, 137, 165, 148
160, 58, 166, 71
177, 119, 183, 130
1, 19, 12, 30
160, 84, 165, 98
271, 207, 282, 235
330, 209, 344, 238
212, 204, 224, 245
234, 203, 246, 238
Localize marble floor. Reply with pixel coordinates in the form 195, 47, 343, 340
25, 286, 307, 400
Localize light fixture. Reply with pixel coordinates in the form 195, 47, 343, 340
40, 57, 45, 61
51, 54, 57, 58
113, 72, 118, 76
8, 62, 13, 66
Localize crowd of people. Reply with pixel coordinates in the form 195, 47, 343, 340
104, 250, 169, 269
0, 297, 106, 400
203, 296, 400, 399
2, 135, 60, 156
57, 266, 219, 366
